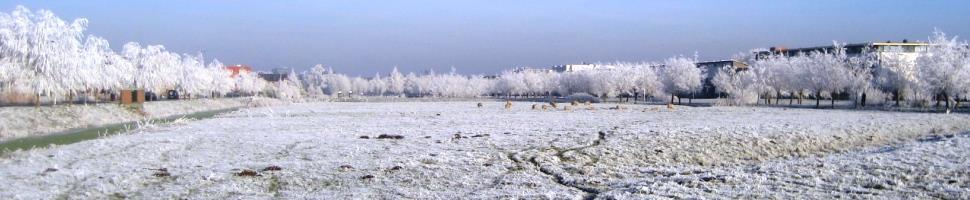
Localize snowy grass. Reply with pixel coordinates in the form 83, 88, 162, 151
0, 97, 275, 142
0, 101, 968, 199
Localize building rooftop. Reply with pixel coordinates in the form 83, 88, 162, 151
765, 40, 927, 53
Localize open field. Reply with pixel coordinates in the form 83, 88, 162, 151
1, 101, 968, 199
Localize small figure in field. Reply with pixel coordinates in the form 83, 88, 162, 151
531, 104, 538, 110
549, 101, 558, 109
610, 105, 623, 110
666, 103, 675, 110
505, 100, 513, 110
584, 101, 591, 106
564, 105, 572, 111
541, 104, 549, 110
570, 101, 579, 106
477, 102, 483, 108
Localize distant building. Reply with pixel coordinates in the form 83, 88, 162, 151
259, 67, 293, 82
551, 63, 615, 72
512, 67, 554, 73
224, 64, 253, 78
271, 67, 293, 75
258, 73, 288, 82
696, 60, 748, 98
757, 40, 929, 65
754, 40, 930, 94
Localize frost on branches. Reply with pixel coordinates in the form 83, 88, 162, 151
0, 6, 275, 105
1, 5, 968, 109
714, 35, 969, 109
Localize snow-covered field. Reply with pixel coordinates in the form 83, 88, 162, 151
0, 101, 968, 199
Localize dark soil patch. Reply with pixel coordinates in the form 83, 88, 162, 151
376, 134, 404, 139
862, 182, 888, 190
261, 165, 282, 172
917, 134, 954, 142
235, 169, 260, 177
699, 175, 726, 183
151, 168, 171, 177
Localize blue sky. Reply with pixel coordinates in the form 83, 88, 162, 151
2, 0, 968, 75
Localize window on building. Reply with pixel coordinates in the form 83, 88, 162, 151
903, 46, 917, 52
915, 46, 928, 52
879, 45, 904, 53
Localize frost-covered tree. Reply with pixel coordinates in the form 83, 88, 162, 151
301, 64, 329, 96
206, 59, 234, 97
634, 63, 664, 101
800, 43, 853, 108
495, 70, 526, 98
351, 77, 368, 96
327, 73, 352, 96
659, 55, 703, 104
712, 64, 758, 105
368, 73, 386, 96
386, 67, 404, 96
0, 6, 277, 105
875, 52, 919, 106
234, 71, 265, 96
0, 6, 87, 104
916, 30, 970, 110
845, 47, 879, 107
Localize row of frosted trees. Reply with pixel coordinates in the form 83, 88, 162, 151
713, 31, 970, 110
3, 6, 966, 109
301, 65, 494, 98
300, 56, 707, 104
0, 6, 269, 105
301, 31, 968, 110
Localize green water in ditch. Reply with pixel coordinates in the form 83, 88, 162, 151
0, 108, 239, 153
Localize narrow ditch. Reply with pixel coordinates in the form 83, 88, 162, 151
0, 108, 240, 153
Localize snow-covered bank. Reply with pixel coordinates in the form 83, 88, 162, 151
0, 102, 968, 199
0, 97, 274, 142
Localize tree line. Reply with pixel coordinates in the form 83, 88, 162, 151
304, 31, 969, 111
2, 6, 967, 111
0, 6, 270, 105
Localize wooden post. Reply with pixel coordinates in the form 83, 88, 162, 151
120, 90, 133, 105
136, 90, 146, 103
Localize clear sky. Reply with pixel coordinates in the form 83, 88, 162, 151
2, 0, 968, 75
